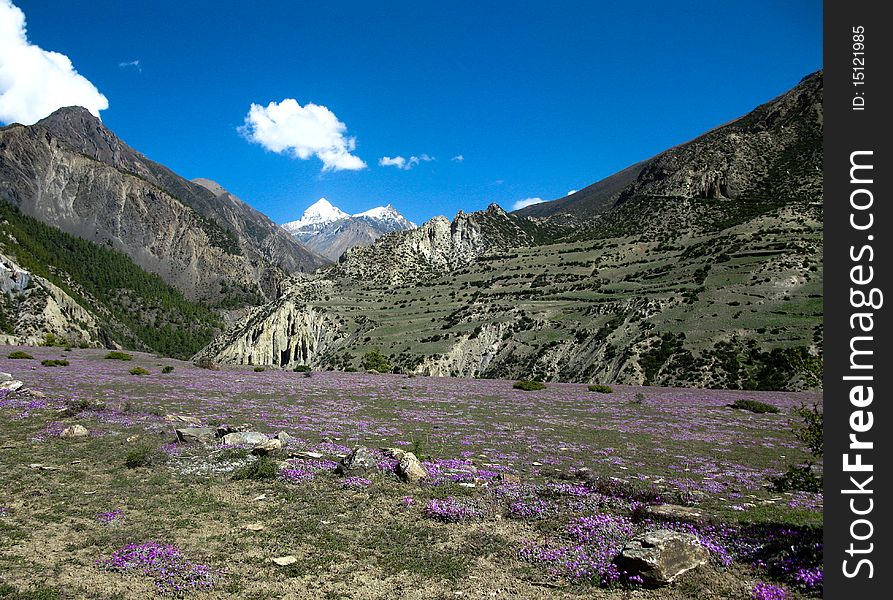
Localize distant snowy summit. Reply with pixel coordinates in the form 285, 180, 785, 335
282, 198, 350, 233
282, 198, 416, 261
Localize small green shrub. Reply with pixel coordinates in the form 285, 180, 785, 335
253, 366, 265, 372
63, 398, 105, 415
124, 446, 154, 469
7, 351, 34, 359
513, 379, 546, 391
769, 464, 822, 492
38, 333, 68, 347
104, 351, 133, 361
232, 456, 278, 480
129, 367, 150, 375
588, 384, 613, 393
161, 365, 174, 373
360, 349, 391, 373
293, 364, 311, 372
40, 359, 69, 367
730, 399, 780, 414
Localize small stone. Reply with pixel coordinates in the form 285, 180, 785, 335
647, 504, 708, 521
125, 435, 141, 443
275, 431, 293, 444
164, 414, 202, 425
60, 424, 89, 438
252, 438, 283, 456
244, 523, 265, 531
336, 446, 377, 475
272, 555, 297, 566
292, 451, 324, 459
252, 494, 266, 501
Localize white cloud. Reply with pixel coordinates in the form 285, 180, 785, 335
379, 156, 406, 169
0, 0, 109, 125
451, 154, 464, 162
240, 98, 366, 172
512, 197, 546, 210
118, 59, 141, 72
378, 154, 434, 170
567, 189, 577, 196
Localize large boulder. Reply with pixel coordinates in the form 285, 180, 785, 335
615, 529, 709, 585
222, 431, 268, 446
175, 427, 217, 445
336, 446, 377, 475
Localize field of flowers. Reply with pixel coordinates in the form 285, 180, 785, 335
0, 347, 822, 599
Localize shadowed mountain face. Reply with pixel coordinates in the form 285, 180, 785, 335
0, 107, 329, 301
199, 73, 823, 391
515, 71, 822, 227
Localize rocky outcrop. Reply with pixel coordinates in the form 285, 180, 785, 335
331, 204, 533, 285
193, 276, 346, 368
0, 252, 103, 346
0, 108, 329, 301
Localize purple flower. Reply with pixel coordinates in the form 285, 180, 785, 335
279, 458, 338, 483
342, 476, 372, 489
424, 496, 483, 522
98, 542, 221, 593
752, 582, 789, 600
97, 509, 124, 525
519, 513, 634, 584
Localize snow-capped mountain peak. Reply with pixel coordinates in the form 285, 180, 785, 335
353, 204, 416, 227
282, 198, 350, 232
282, 199, 417, 260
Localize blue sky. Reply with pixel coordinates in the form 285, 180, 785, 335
5, 1, 821, 225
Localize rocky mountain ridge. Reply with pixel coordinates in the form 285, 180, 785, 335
329, 204, 535, 284
0, 107, 328, 301
516, 71, 822, 228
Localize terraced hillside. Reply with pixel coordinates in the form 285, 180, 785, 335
199, 197, 821, 389
199, 73, 823, 391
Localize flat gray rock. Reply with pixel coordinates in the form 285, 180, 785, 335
222, 431, 268, 446
175, 427, 216, 444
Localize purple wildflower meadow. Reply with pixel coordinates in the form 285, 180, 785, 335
98, 542, 220, 593
519, 514, 634, 583
424, 496, 484, 522
752, 582, 789, 600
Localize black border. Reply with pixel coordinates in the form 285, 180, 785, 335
824, 1, 891, 596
